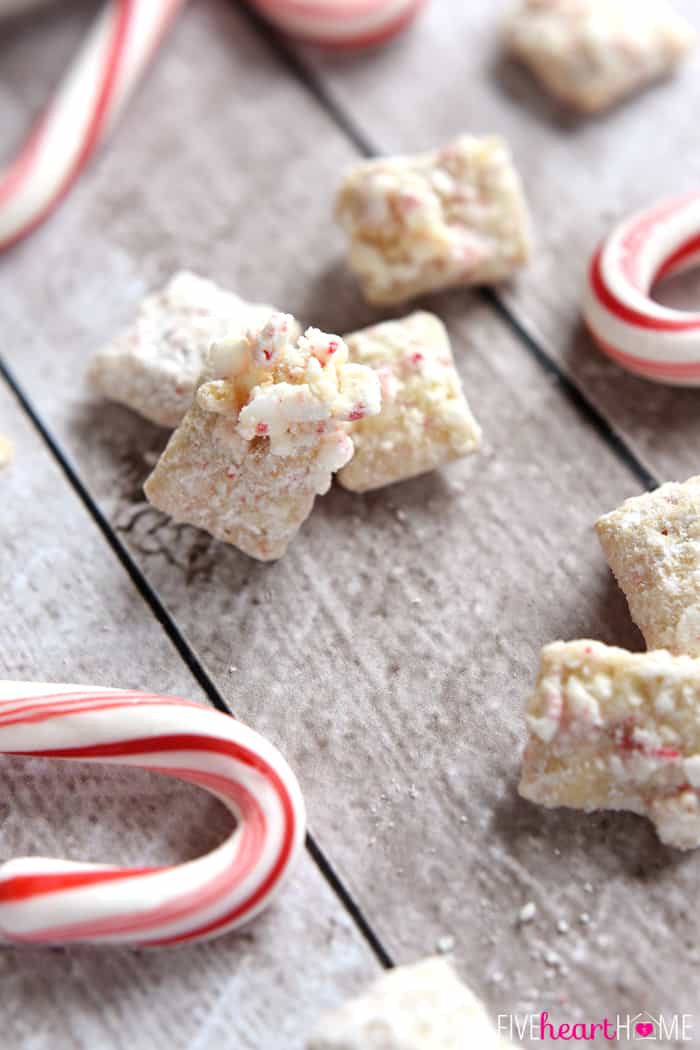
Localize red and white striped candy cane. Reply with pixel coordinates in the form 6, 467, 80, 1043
0, 0, 185, 252
253, 0, 426, 48
583, 192, 700, 386
0, 682, 305, 947
1, 0, 426, 252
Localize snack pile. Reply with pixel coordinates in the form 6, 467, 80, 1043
144, 315, 381, 560
506, 0, 695, 113
520, 639, 700, 850
521, 475, 700, 850
335, 135, 531, 305
339, 312, 481, 493
597, 477, 700, 656
89, 271, 290, 427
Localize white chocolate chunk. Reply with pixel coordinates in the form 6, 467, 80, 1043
307, 957, 520, 1050
335, 135, 531, 305
88, 271, 298, 427
338, 312, 481, 493
505, 0, 695, 114
520, 639, 700, 849
0, 435, 14, 470
596, 476, 700, 656
144, 314, 380, 561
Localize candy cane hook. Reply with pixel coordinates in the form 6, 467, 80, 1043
0, 682, 306, 947
583, 192, 700, 385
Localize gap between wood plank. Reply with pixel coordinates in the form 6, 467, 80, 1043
233, 0, 659, 495
0, 351, 394, 973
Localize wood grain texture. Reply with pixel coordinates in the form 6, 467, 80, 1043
0, 388, 377, 1046
2, 0, 700, 1043
297, 0, 700, 485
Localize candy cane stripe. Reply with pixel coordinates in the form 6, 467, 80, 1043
582, 193, 700, 386
0, 0, 185, 252
0, 683, 305, 947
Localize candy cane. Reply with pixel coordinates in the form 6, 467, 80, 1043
1, 0, 426, 252
252, 0, 426, 47
0, 0, 185, 252
0, 682, 305, 947
583, 192, 700, 386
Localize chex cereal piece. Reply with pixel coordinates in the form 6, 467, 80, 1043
338, 312, 481, 492
597, 477, 700, 656
144, 314, 381, 561
307, 957, 520, 1050
88, 271, 296, 427
505, 0, 695, 115
335, 135, 531, 305
0, 435, 14, 470
520, 639, 700, 849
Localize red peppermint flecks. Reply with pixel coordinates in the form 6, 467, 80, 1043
256, 423, 268, 435
348, 406, 365, 421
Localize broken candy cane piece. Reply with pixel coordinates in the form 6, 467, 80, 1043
0, 681, 305, 947
505, 0, 695, 115
88, 272, 298, 427
520, 639, 700, 850
596, 476, 700, 656
335, 134, 531, 305
338, 312, 481, 492
307, 956, 521, 1049
144, 314, 381, 561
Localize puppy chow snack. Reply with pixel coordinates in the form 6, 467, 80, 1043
506, 0, 695, 114
307, 957, 520, 1050
335, 135, 530, 305
597, 477, 700, 656
144, 314, 381, 561
520, 639, 700, 849
338, 312, 481, 492
89, 271, 295, 427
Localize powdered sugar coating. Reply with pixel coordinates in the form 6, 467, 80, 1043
144, 315, 380, 561
338, 312, 481, 493
335, 135, 531, 305
88, 271, 298, 427
307, 957, 520, 1050
597, 477, 700, 657
506, 0, 695, 114
520, 639, 700, 849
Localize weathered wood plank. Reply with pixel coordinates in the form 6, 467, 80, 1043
297, 0, 700, 484
2, 0, 699, 1035
0, 386, 378, 1048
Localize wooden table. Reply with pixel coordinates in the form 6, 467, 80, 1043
2, 2, 699, 1046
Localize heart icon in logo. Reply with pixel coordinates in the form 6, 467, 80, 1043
636, 1022, 654, 1038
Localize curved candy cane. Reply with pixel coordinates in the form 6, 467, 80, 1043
583, 192, 700, 386
1, 0, 425, 252
0, 682, 306, 947
253, 0, 426, 48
